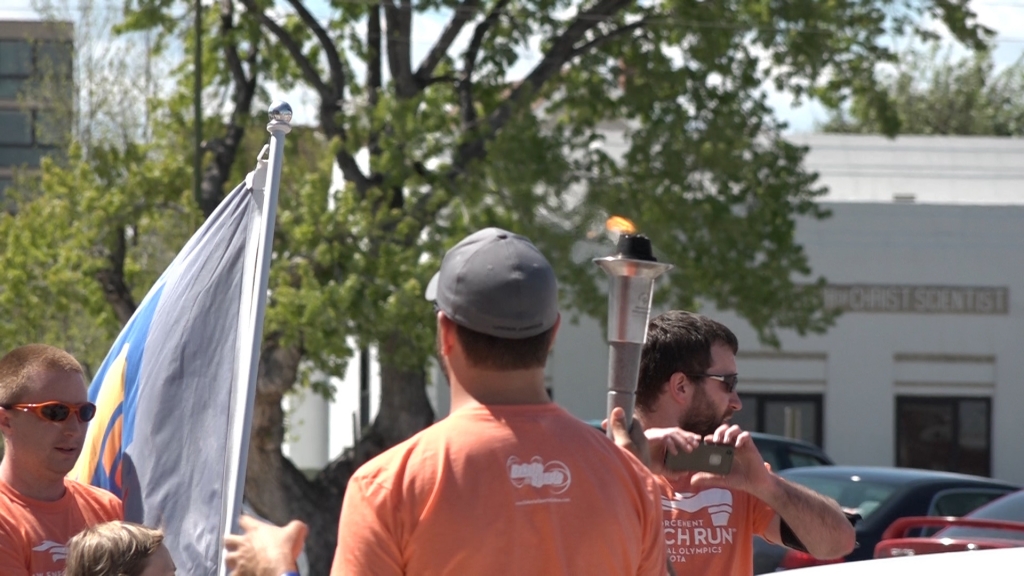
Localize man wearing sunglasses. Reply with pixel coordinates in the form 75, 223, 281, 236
0, 344, 122, 575
634, 311, 855, 576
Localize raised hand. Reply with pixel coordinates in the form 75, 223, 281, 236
690, 424, 771, 492
224, 515, 308, 576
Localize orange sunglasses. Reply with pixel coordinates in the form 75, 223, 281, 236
1, 401, 97, 423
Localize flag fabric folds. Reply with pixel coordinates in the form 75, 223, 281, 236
71, 180, 263, 575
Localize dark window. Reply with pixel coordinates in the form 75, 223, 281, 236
734, 393, 824, 447
0, 77, 27, 99
896, 396, 991, 477
0, 110, 33, 145
0, 146, 48, 168
0, 40, 33, 76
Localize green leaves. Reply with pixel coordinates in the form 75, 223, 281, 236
823, 45, 1024, 136
0, 141, 194, 371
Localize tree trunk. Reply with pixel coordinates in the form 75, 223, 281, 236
354, 331, 435, 463
96, 230, 137, 325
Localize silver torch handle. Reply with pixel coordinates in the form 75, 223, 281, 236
595, 237, 672, 439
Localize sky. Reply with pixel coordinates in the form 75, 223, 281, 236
3, 0, 1024, 132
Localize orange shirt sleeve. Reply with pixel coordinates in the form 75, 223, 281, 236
751, 494, 776, 537
331, 475, 404, 576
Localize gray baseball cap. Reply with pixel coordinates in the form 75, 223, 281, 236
425, 227, 559, 339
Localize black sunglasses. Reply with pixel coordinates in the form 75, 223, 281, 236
688, 373, 739, 394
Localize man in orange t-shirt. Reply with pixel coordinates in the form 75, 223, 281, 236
0, 344, 123, 575
224, 228, 668, 576
635, 311, 855, 576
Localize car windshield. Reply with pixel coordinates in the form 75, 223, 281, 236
783, 475, 900, 521
939, 491, 1024, 542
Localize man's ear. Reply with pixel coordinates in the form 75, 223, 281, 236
666, 372, 691, 406
437, 312, 458, 357
0, 407, 12, 435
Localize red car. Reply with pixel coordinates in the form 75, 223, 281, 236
875, 490, 1024, 558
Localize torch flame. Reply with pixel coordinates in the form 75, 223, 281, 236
606, 216, 637, 235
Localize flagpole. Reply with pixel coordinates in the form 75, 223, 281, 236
219, 101, 291, 576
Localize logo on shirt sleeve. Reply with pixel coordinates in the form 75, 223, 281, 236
507, 456, 572, 494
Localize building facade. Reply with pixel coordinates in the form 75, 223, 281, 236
286, 133, 1024, 486
0, 19, 73, 201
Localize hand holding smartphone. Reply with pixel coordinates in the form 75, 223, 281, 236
663, 442, 735, 475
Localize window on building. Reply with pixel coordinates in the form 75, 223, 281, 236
0, 146, 46, 168
896, 396, 991, 477
0, 39, 69, 170
733, 393, 823, 446
0, 77, 27, 99
0, 40, 33, 77
0, 110, 33, 145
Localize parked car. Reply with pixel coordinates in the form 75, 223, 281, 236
753, 466, 1020, 573
874, 489, 1024, 558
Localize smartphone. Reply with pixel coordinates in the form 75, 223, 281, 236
663, 442, 735, 474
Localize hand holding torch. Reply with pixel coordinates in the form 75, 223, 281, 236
594, 218, 672, 436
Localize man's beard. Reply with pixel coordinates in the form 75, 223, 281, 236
435, 331, 451, 386
679, 385, 730, 437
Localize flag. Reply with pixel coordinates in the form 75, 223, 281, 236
71, 141, 284, 574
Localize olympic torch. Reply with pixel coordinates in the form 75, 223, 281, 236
594, 217, 673, 436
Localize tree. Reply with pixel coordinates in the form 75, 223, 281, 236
821, 45, 1024, 135
1, 0, 996, 571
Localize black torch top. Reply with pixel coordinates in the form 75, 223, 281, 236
615, 234, 659, 262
